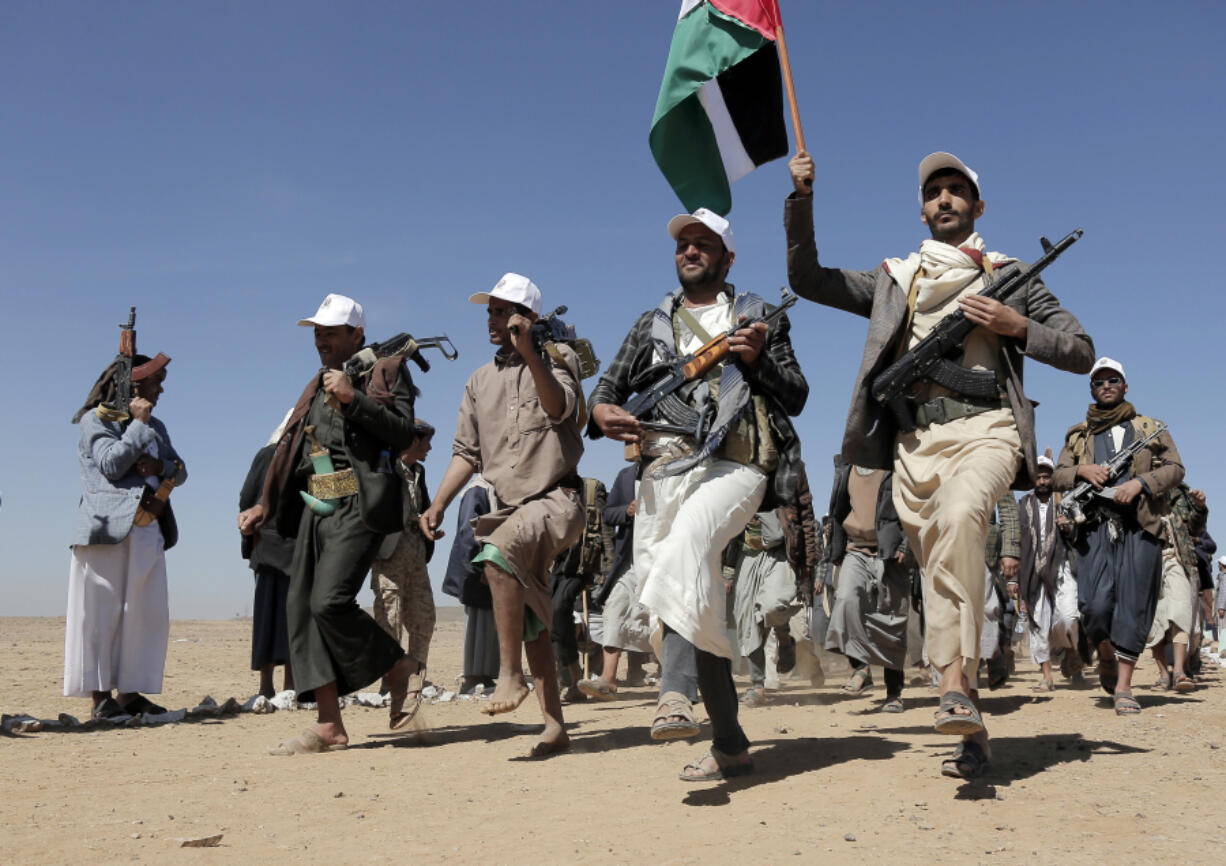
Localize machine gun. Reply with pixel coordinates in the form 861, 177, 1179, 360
623, 288, 798, 429
98, 307, 137, 422
326, 332, 458, 410
871, 230, 1083, 433
510, 305, 601, 380
1057, 422, 1168, 535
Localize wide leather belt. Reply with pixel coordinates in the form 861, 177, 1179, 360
308, 468, 359, 499
912, 395, 1009, 429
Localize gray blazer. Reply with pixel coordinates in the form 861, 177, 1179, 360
785, 194, 1094, 489
72, 411, 187, 549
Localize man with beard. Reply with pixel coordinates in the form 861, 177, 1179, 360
1053, 357, 1184, 714
1017, 453, 1081, 690
239, 294, 418, 753
589, 208, 807, 781
1144, 483, 1206, 691
420, 274, 586, 758
786, 151, 1094, 779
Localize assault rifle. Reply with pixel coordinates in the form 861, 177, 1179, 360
871, 229, 1083, 433
326, 332, 458, 411
622, 288, 799, 430
1057, 422, 1168, 535
510, 306, 601, 380
99, 307, 137, 422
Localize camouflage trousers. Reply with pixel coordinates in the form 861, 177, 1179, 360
370, 533, 435, 668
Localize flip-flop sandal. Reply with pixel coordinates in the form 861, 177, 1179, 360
651, 691, 700, 741
1032, 680, 1055, 692
390, 671, 426, 730
268, 729, 348, 755
941, 740, 988, 779
933, 690, 984, 735
678, 747, 753, 782
841, 668, 872, 695
577, 678, 618, 701
1112, 691, 1141, 715
880, 696, 904, 713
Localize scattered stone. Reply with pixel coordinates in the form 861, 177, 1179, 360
437, 690, 456, 703
270, 690, 299, 711
179, 834, 223, 848
843, 833, 856, 842
422, 685, 442, 700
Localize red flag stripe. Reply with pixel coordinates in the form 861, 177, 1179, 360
709, 0, 781, 40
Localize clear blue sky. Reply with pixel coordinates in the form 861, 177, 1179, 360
2, 1, 1223, 618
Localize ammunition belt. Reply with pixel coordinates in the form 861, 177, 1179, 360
912, 395, 1009, 429
308, 468, 359, 500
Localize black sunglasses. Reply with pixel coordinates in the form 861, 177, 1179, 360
1090, 376, 1123, 388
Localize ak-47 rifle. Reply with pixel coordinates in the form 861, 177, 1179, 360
98, 307, 137, 422
509, 305, 601, 380
871, 230, 1083, 433
624, 288, 798, 424
1057, 422, 1168, 536
325, 332, 459, 410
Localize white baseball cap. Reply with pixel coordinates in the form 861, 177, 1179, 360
469, 272, 542, 315
667, 207, 735, 254
1218, 555, 1226, 567
1036, 454, 1055, 470
1090, 357, 1126, 381
918, 152, 981, 204
297, 293, 365, 329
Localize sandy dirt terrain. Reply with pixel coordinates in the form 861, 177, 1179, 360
3, 609, 1224, 864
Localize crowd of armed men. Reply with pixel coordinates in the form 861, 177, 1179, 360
68, 151, 1219, 780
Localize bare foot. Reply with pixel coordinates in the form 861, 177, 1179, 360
480, 676, 531, 716
311, 721, 349, 748
528, 728, 570, 758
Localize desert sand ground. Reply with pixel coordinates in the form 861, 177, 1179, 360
3, 609, 1225, 864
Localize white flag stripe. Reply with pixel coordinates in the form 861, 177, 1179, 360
697, 78, 755, 184
678, 0, 704, 21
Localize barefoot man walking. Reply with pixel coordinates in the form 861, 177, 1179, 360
420, 274, 586, 757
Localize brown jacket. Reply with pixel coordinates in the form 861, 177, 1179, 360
1052, 415, 1184, 538
785, 194, 1095, 489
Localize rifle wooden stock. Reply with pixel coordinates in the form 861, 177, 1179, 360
680, 333, 733, 379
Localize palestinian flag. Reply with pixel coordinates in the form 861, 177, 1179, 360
649, 0, 789, 215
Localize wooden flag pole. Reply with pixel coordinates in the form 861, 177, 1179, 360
775, 21, 806, 153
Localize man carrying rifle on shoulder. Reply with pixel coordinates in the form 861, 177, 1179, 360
785, 151, 1094, 779
1052, 357, 1184, 715
239, 293, 419, 754
589, 208, 808, 782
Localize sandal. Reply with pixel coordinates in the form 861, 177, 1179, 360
1174, 674, 1195, 693
841, 667, 872, 695
880, 696, 904, 713
390, 670, 425, 730
941, 740, 989, 779
650, 691, 700, 741
577, 678, 618, 701
1151, 673, 1171, 691
119, 695, 167, 715
91, 697, 130, 721
1032, 679, 1055, 692
679, 747, 753, 782
740, 687, 766, 708
933, 690, 984, 735
1112, 691, 1141, 715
